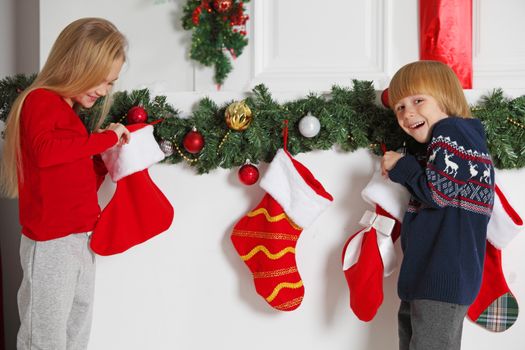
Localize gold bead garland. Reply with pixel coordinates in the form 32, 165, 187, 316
173, 139, 200, 164
507, 116, 525, 130
217, 130, 231, 154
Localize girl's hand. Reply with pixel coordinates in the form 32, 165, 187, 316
104, 123, 131, 146
381, 151, 404, 177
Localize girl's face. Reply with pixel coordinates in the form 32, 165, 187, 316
393, 94, 448, 143
63, 57, 124, 109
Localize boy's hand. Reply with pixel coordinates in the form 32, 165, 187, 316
381, 151, 404, 177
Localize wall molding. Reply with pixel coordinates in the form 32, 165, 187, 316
473, 0, 525, 88
250, 0, 389, 91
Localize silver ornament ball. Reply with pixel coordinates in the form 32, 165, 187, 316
160, 140, 174, 157
298, 113, 321, 138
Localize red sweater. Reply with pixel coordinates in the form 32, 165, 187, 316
19, 88, 118, 241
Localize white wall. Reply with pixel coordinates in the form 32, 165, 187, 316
15, 0, 40, 75
0, 0, 16, 77
88, 148, 525, 350
39, 0, 195, 92
2, 0, 525, 349
0, 0, 16, 345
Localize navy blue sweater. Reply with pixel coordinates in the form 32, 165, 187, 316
389, 117, 495, 305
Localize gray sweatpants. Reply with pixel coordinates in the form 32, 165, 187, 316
17, 233, 96, 350
398, 299, 469, 350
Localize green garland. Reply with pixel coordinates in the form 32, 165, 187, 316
472, 91, 525, 169
181, 0, 250, 85
0, 73, 37, 122
1, 74, 524, 171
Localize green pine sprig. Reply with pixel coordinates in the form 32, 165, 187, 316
472, 89, 525, 169
181, 0, 250, 85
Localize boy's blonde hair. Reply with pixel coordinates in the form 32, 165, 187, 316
1, 17, 127, 198
388, 60, 471, 118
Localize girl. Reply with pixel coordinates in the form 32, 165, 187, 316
0, 18, 130, 349
382, 61, 495, 350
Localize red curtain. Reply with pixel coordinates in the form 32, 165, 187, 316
420, 0, 472, 88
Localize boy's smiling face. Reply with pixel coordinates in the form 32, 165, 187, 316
393, 94, 448, 143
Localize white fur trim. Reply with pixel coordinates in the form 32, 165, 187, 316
101, 125, 165, 182
343, 210, 397, 276
361, 162, 410, 222
259, 149, 332, 228
487, 184, 524, 249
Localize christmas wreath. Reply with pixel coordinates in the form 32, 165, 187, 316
181, 0, 250, 86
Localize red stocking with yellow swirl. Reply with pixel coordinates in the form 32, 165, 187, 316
231, 149, 333, 311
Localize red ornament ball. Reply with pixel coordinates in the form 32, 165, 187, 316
380, 88, 390, 109
127, 106, 148, 124
183, 129, 205, 154
238, 164, 259, 186
213, 0, 233, 13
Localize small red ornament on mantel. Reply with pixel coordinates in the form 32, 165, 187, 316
238, 163, 259, 186
127, 106, 148, 124
183, 128, 205, 154
213, 0, 233, 13
380, 88, 390, 109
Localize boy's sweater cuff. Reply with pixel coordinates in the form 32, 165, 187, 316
388, 155, 422, 184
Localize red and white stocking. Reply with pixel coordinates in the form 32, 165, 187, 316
467, 185, 523, 332
342, 169, 408, 321
231, 149, 333, 311
90, 123, 174, 255
342, 165, 523, 327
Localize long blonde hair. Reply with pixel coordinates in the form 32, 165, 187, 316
388, 60, 471, 118
1, 17, 127, 198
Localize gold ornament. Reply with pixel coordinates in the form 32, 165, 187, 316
225, 100, 253, 131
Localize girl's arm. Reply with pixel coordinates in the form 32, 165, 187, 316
30, 127, 118, 168
22, 91, 120, 168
